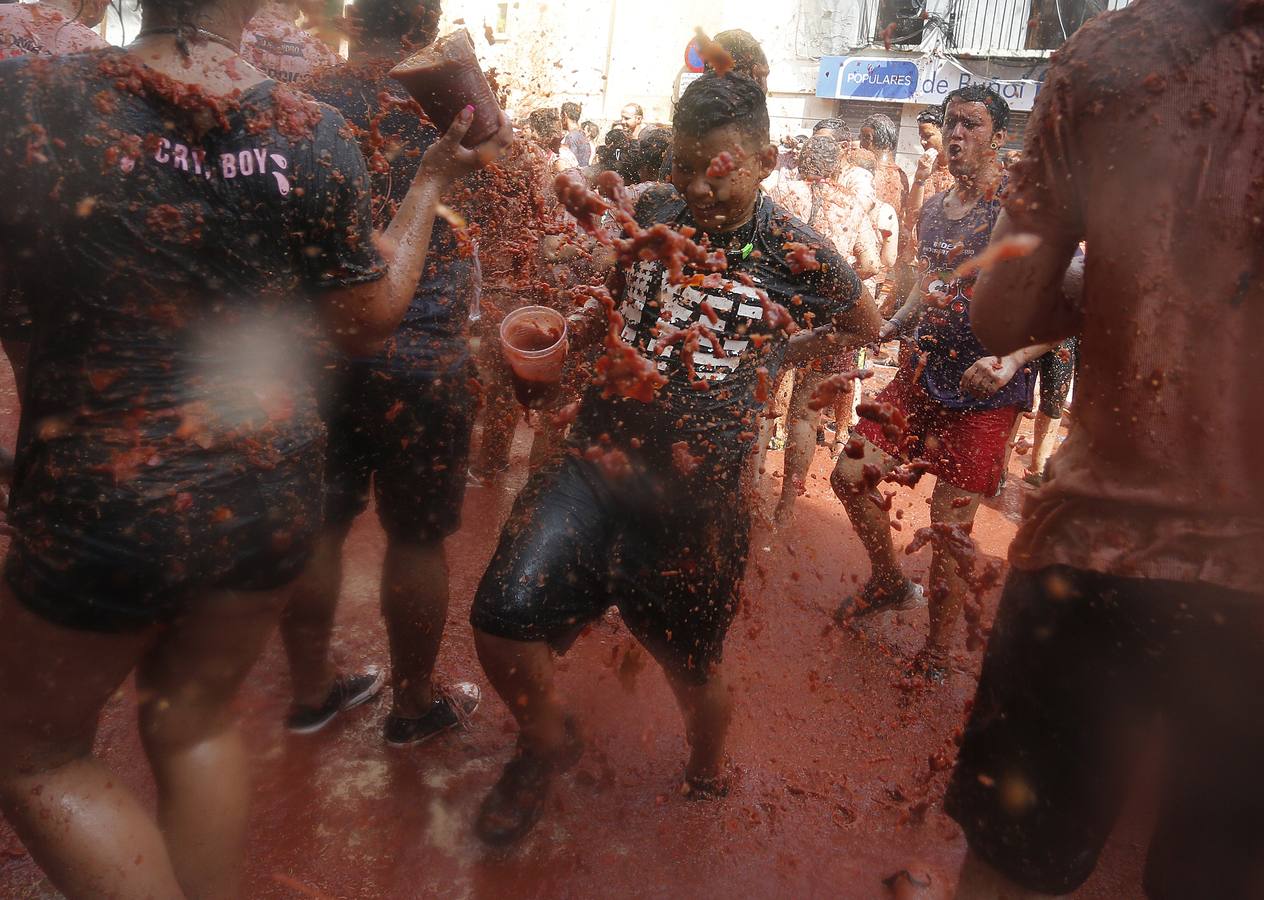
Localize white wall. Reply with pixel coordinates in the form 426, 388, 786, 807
438, 0, 843, 131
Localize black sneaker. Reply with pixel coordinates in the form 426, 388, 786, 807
286, 669, 385, 735
383, 682, 481, 747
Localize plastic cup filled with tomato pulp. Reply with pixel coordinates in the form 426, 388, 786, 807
388, 28, 502, 147
499, 306, 568, 409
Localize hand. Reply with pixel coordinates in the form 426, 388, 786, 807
566, 298, 607, 351
419, 107, 514, 186
914, 149, 937, 184
878, 319, 900, 340
960, 355, 1019, 397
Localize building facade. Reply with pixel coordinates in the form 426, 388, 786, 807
438, 0, 1129, 177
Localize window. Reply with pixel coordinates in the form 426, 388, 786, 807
495, 2, 509, 36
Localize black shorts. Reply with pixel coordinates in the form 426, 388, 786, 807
6, 436, 325, 633
470, 450, 750, 685
1036, 338, 1076, 418
946, 565, 1264, 898
322, 355, 475, 542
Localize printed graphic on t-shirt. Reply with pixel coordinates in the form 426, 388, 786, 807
142, 136, 292, 195
240, 13, 336, 83
618, 260, 761, 385
0, 4, 108, 57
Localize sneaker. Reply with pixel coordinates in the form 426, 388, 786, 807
383, 682, 481, 747
835, 578, 925, 624
286, 669, 385, 735
474, 717, 583, 847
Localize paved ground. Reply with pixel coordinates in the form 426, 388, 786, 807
0, 365, 1148, 899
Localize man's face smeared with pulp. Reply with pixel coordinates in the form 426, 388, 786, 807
671, 125, 776, 234
943, 99, 1004, 180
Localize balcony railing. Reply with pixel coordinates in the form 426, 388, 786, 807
851, 0, 1130, 56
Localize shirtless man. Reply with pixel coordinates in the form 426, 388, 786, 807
945, 0, 1264, 895
859, 113, 908, 214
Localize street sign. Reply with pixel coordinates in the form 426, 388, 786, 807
684, 38, 705, 73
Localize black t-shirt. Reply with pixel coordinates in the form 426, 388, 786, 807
303, 63, 472, 371
576, 185, 860, 466
0, 50, 382, 520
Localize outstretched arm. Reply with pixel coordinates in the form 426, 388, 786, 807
784, 282, 881, 366
970, 210, 1082, 356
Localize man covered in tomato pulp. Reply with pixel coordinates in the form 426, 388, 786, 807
469, 72, 881, 846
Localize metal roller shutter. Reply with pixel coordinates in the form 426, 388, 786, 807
832, 99, 906, 140
1004, 110, 1030, 151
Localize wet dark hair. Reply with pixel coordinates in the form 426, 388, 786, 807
812, 117, 846, 137
596, 126, 631, 170
945, 83, 1010, 132
635, 127, 672, 181
861, 113, 897, 151
797, 135, 840, 182
708, 29, 768, 79
673, 72, 769, 145
352, 0, 442, 45
916, 105, 943, 127
528, 107, 563, 150
581, 120, 599, 141
561, 101, 582, 123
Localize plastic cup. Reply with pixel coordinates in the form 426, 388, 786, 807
388, 29, 502, 147
499, 306, 568, 409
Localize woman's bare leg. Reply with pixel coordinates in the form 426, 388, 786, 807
136, 587, 285, 899
0, 587, 184, 899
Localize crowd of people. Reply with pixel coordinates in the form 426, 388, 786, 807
0, 0, 1261, 897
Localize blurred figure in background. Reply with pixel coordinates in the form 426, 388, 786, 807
1023, 337, 1076, 486
859, 112, 908, 215
812, 116, 847, 142
527, 107, 570, 171
619, 101, 644, 138
561, 100, 592, 167
0, 0, 109, 411
0, 0, 107, 55
762, 135, 881, 522
240, 0, 337, 82
283, 0, 507, 742
709, 27, 770, 92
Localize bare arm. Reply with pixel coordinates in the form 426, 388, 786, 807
902, 151, 936, 250
850, 226, 881, 282
959, 339, 1060, 399
784, 282, 882, 366
970, 209, 1082, 356
320, 109, 513, 357
879, 270, 928, 341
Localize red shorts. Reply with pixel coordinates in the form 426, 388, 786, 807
856, 365, 1019, 496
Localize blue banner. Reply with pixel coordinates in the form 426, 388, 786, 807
816, 55, 1043, 111
818, 57, 919, 101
